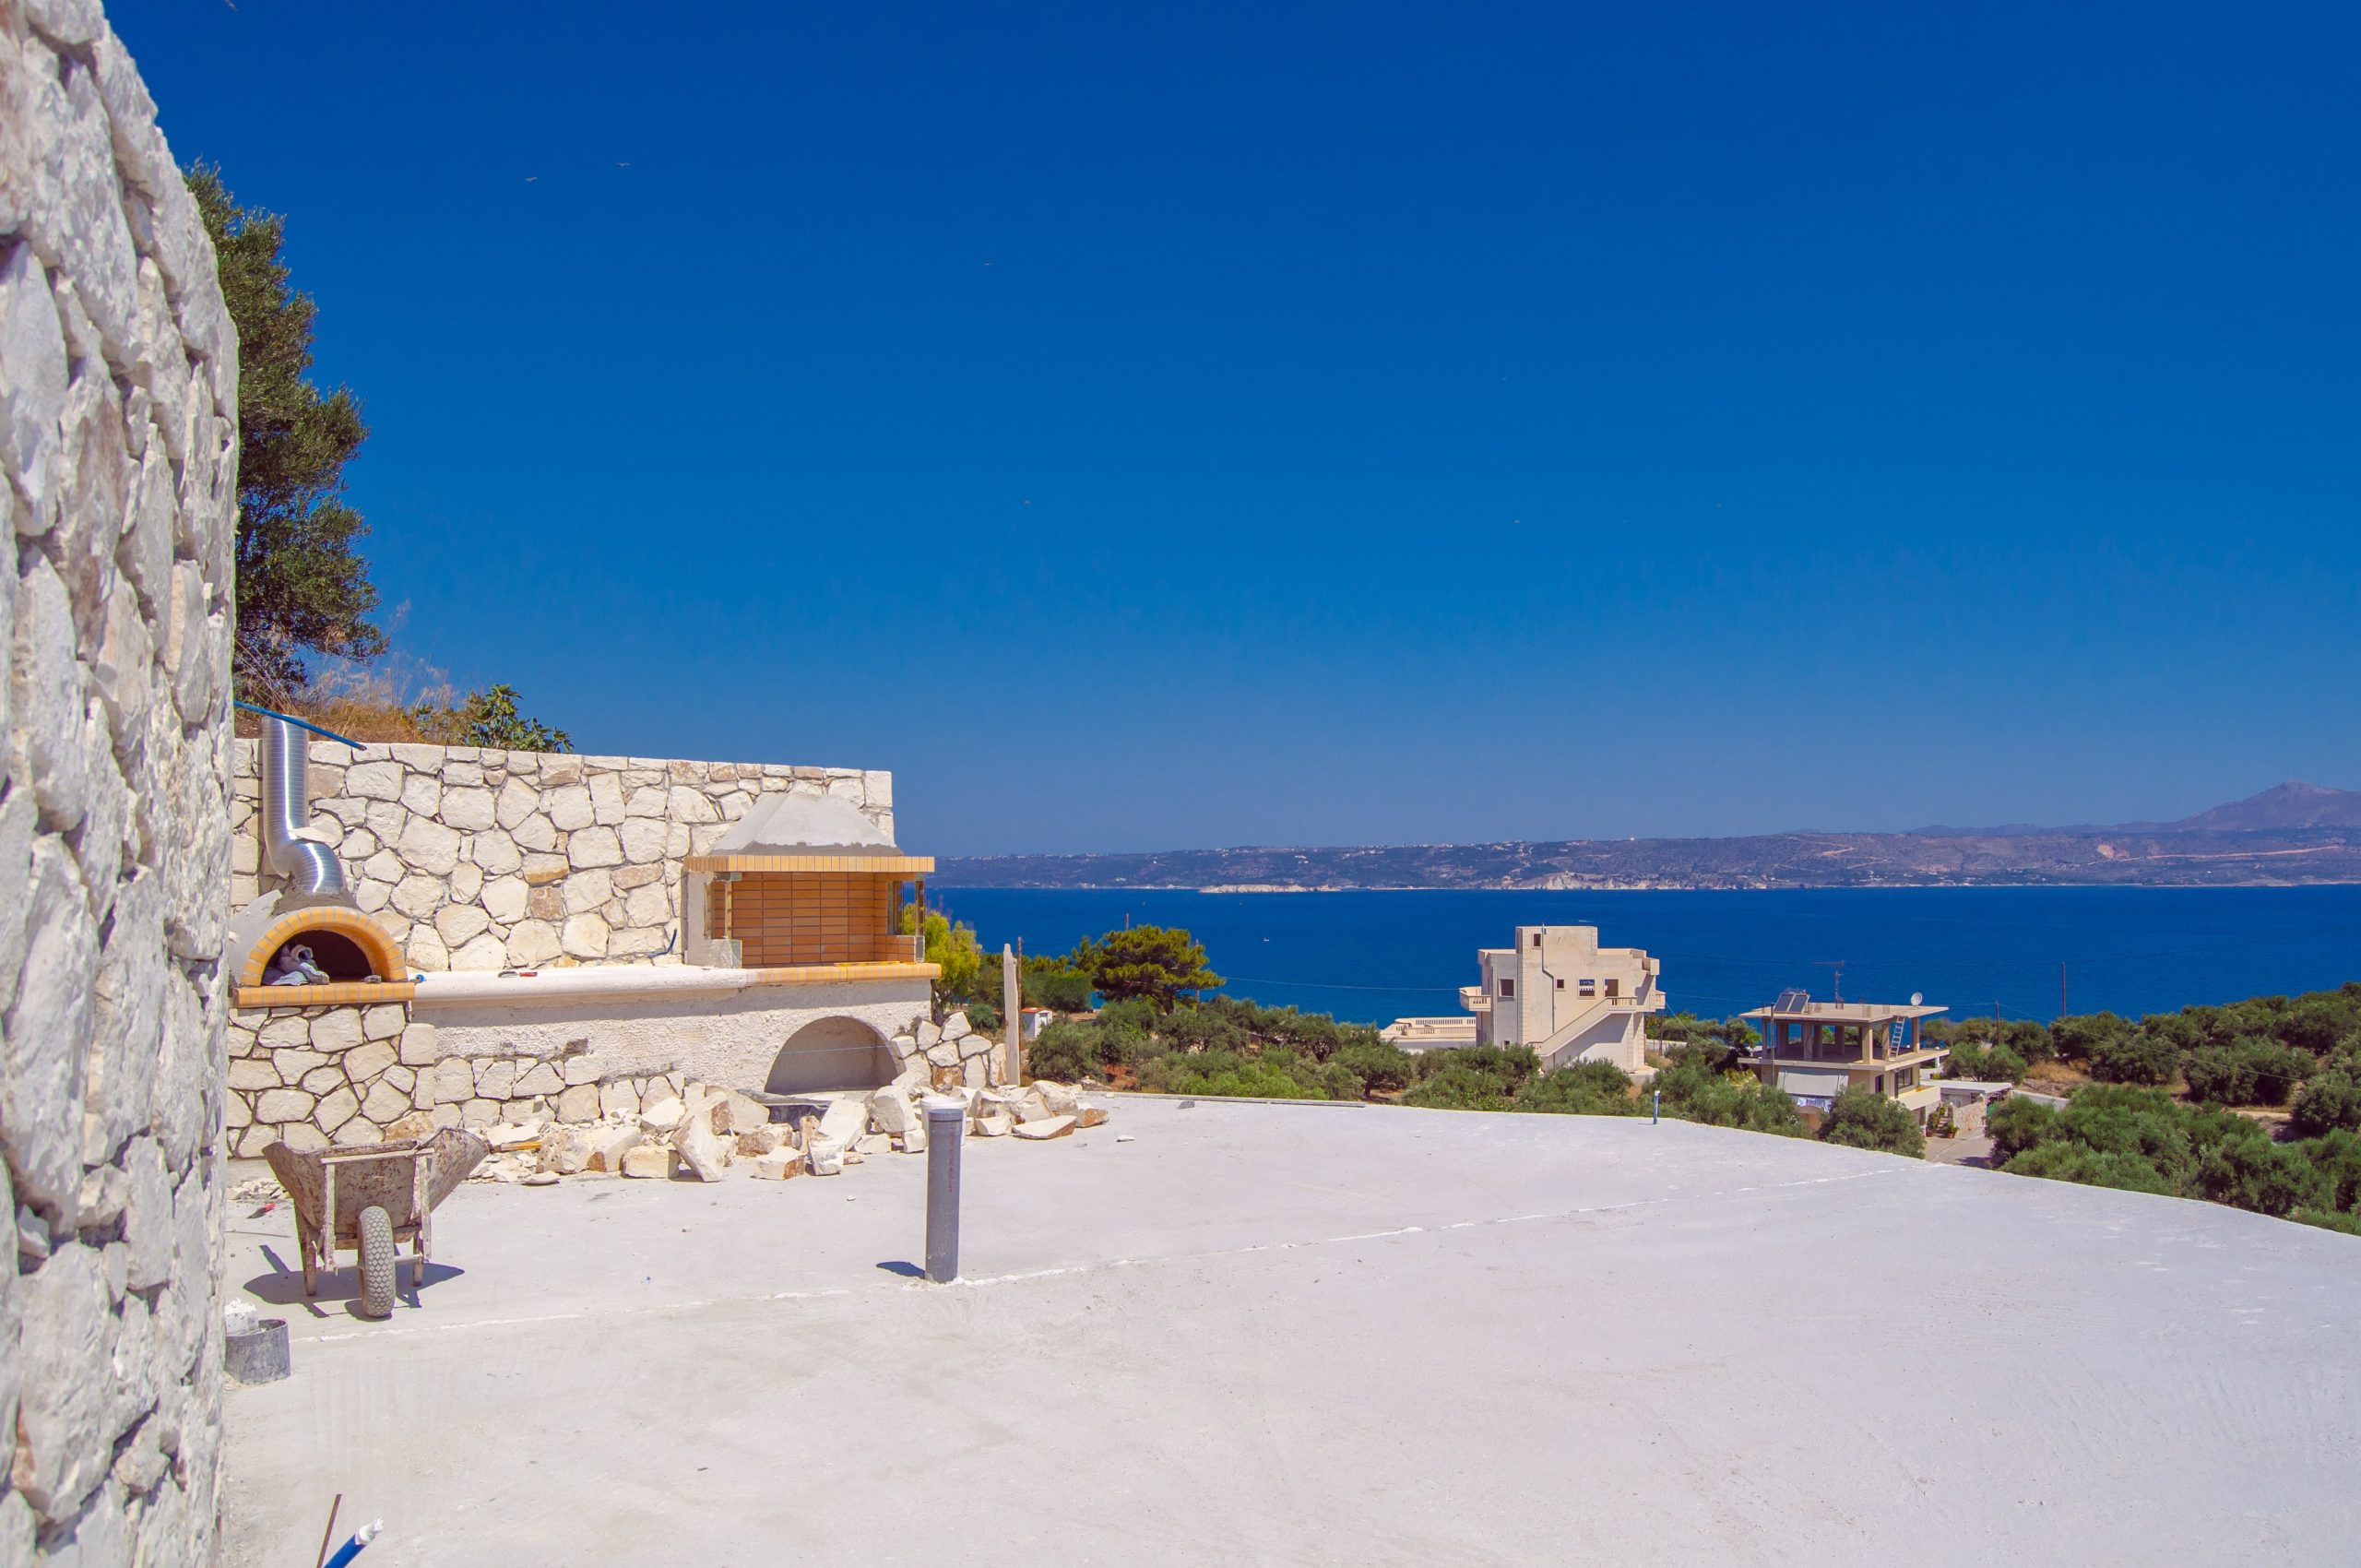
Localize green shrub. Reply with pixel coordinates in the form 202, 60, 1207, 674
1026, 1020, 1104, 1084
1157, 1007, 1249, 1054
2191, 1136, 2330, 1218
2181, 1037, 2313, 1107
1332, 1041, 1417, 1095
2275, 997, 2361, 1058
2084, 1027, 2180, 1087
1816, 1087, 1924, 1158
1022, 963, 1094, 1012
2293, 1206, 2361, 1237
1945, 1040, 2028, 1083
2291, 1069, 2361, 1138
1418, 1046, 1538, 1094
1650, 1055, 1806, 1134
2049, 1012, 2135, 1065
2300, 1130, 2361, 1212
2001, 1142, 2177, 1195
1987, 1095, 2058, 1163
1402, 1065, 1513, 1112
967, 1000, 1001, 1037
1146, 1052, 1325, 1100
1512, 1061, 1638, 1116
1097, 997, 1158, 1039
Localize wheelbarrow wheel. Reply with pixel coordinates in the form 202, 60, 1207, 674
356, 1206, 397, 1319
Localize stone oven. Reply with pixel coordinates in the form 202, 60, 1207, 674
225, 717, 414, 1008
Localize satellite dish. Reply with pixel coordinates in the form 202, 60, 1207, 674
1910, 992, 1924, 1006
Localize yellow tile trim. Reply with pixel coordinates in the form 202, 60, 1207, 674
235, 981, 417, 1011
682, 854, 936, 874
743, 962, 941, 985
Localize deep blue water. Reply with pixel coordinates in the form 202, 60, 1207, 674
925, 886, 2361, 1026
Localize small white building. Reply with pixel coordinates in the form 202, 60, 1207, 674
1386, 925, 1667, 1070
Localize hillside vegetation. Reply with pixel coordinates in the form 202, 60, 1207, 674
990, 919, 2361, 1234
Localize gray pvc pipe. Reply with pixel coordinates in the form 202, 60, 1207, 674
259, 716, 348, 896
922, 1097, 966, 1282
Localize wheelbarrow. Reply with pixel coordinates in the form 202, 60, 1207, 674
263, 1128, 488, 1318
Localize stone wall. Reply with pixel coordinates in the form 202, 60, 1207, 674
224, 977, 943, 1156
231, 740, 895, 971
1, 3, 237, 1560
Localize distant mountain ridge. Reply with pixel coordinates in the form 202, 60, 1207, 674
939, 782, 2361, 890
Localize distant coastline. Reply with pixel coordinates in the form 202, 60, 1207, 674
939, 782, 2361, 892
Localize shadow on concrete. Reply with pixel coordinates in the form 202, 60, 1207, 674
874, 1261, 924, 1278
242, 1260, 466, 1314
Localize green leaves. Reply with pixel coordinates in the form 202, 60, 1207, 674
1074, 925, 1222, 1013
193, 165, 385, 703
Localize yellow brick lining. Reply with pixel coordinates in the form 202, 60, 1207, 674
682, 853, 936, 874
234, 980, 418, 1011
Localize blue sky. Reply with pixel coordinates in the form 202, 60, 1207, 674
113, 1, 2361, 854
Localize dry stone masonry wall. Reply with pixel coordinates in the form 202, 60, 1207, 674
231, 741, 894, 971
2, 3, 237, 1560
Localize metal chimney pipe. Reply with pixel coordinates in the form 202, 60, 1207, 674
259, 716, 348, 897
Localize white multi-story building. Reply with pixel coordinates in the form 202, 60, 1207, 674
1460, 925, 1667, 1072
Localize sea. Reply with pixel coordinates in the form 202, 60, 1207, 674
924, 885, 2361, 1026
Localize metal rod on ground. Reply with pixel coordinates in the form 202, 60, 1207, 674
1652, 1089, 1659, 1123
314, 1494, 342, 1568
922, 1096, 966, 1282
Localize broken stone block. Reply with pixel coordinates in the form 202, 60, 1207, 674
751, 1148, 803, 1181
734, 1127, 779, 1158
1073, 1105, 1109, 1129
716, 1089, 774, 1135
1013, 1115, 1075, 1141
805, 1138, 844, 1175
1032, 1081, 1080, 1115
585, 1124, 642, 1173
972, 1112, 1014, 1138
386, 1111, 434, 1142
639, 1096, 685, 1134
540, 1127, 593, 1175
816, 1099, 867, 1147
620, 1144, 673, 1180
673, 1111, 730, 1182
897, 1113, 929, 1155
853, 1133, 891, 1156
867, 1087, 916, 1137
1014, 1090, 1060, 1123
552, 1084, 601, 1123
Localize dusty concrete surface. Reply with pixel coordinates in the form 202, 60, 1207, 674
220, 1100, 2361, 1565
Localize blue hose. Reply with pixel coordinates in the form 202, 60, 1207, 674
322, 1520, 382, 1566
231, 699, 367, 750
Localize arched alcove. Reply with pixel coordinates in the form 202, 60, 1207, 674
236, 905, 407, 989
765, 1016, 897, 1096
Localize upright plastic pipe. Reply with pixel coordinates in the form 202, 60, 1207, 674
923, 1096, 966, 1282
259, 716, 347, 897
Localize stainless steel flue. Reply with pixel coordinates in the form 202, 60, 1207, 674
259, 716, 348, 897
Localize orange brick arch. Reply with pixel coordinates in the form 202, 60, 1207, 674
237, 905, 408, 989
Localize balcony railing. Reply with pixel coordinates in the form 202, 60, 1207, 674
1459, 985, 1492, 1014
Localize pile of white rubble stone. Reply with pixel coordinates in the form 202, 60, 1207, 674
378, 1079, 1109, 1185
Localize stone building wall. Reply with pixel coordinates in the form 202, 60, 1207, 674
1, 4, 237, 1561
231, 740, 895, 972
226, 742, 930, 1152
224, 979, 948, 1157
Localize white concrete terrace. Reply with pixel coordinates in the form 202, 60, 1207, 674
219, 1099, 2361, 1565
